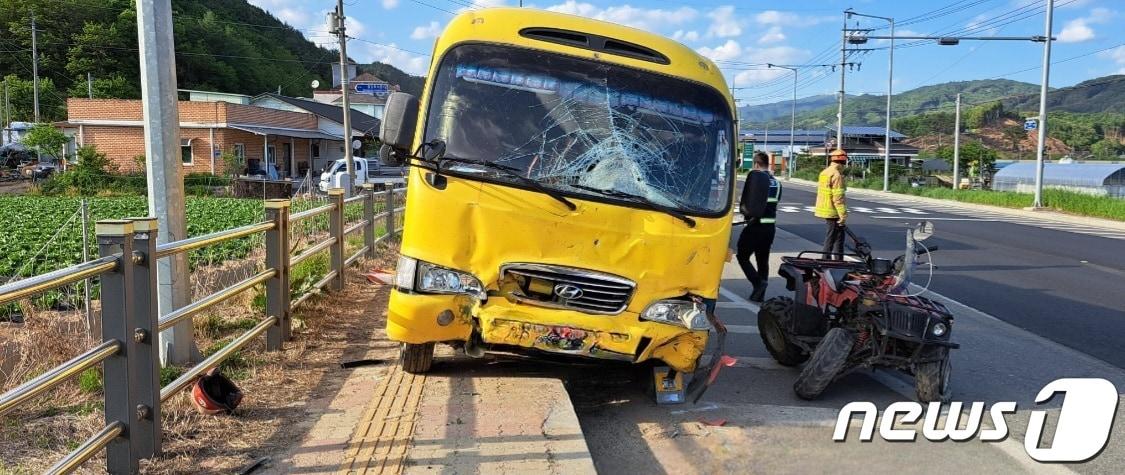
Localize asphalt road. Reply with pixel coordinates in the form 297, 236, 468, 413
772, 182, 1125, 370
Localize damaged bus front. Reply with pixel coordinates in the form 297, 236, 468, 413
382, 8, 736, 401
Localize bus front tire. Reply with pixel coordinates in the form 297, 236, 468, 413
400, 342, 434, 373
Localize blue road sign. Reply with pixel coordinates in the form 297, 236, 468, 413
1024, 118, 1038, 131
354, 83, 390, 95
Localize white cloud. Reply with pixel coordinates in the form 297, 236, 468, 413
672, 30, 700, 42
382, 0, 399, 9
1098, 45, 1125, 74
753, 10, 832, 27
758, 26, 785, 44
247, 0, 365, 49
354, 42, 430, 76
1057, 8, 1115, 43
410, 21, 442, 40
1059, 18, 1095, 42
697, 39, 742, 62
706, 6, 741, 38
545, 1, 697, 33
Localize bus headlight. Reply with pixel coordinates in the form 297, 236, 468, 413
396, 256, 485, 300
931, 321, 948, 337
641, 298, 711, 330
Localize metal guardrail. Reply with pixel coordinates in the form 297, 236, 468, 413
0, 183, 408, 474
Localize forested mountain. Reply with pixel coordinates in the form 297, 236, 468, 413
737, 94, 842, 124
0, 0, 423, 122
1005, 75, 1125, 113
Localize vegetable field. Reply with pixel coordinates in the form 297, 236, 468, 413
0, 196, 264, 280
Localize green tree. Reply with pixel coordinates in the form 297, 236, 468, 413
936, 141, 999, 177
22, 123, 69, 161
1, 75, 66, 122
1090, 139, 1124, 160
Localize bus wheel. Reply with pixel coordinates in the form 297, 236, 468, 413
400, 342, 434, 373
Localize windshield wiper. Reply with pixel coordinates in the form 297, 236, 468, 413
440, 157, 577, 211
570, 184, 696, 227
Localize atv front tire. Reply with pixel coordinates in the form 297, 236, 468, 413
758, 297, 808, 367
914, 349, 952, 402
794, 327, 853, 400
400, 342, 435, 374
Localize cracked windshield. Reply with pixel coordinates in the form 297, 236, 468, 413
423, 44, 733, 214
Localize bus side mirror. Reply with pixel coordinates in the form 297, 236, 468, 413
380, 92, 419, 152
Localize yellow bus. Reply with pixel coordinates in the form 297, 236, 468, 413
380, 7, 736, 400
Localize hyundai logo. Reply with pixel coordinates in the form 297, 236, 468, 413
553, 284, 584, 300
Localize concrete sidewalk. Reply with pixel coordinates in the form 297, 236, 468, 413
272, 344, 596, 475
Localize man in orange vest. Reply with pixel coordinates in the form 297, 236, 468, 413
815, 149, 849, 260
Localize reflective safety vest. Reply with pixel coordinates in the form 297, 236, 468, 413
760, 175, 782, 224
815, 165, 848, 219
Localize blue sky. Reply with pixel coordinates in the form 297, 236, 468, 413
249, 0, 1125, 105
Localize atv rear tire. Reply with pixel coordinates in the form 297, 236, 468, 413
914, 350, 952, 402
794, 327, 853, 400
400, 342, 435, 374
758, 297, 808, 367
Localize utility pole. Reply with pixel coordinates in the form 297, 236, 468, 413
1033, 0, 1054, 208
2, 80, 8, 144
31, 12, 40, 123
883, 18, 895, 192
331, 0, 356, 194
766, 64, 798, 179
953, 93, 961, 190
836, 13, 847, 150
87, 72, 93, 99
137, 0, 193, 364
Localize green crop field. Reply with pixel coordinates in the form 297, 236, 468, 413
0, 196, 265, 280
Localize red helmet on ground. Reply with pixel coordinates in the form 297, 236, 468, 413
191, 368, 243, 415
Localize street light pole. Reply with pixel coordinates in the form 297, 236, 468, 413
1033, 0, 1054, 208
883, 18, 894, 192
953, 93, 961, 190
844, 10, 895, 192
769, 64, 798, 180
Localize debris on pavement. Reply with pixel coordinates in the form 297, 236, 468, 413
339, 358, 385, 369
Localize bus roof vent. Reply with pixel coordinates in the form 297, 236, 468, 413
519, 27, 671, 65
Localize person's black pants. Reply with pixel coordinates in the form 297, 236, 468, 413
737, 223, 776, 288
822, 218, 845, 260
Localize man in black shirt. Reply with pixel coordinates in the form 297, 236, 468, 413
737, 151, 782, 302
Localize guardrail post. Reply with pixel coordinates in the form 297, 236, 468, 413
264, 199, 291, 351
97, 220, 139, 474
329, 188, 345, 291
361, 183, 376, 258
126, 217, 161, 460
384, 181, 395, 241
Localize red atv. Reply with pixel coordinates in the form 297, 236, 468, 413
757, 222, 958, 402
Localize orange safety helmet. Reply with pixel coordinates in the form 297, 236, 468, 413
829, 149, 848, 162
190, 368, 243, 415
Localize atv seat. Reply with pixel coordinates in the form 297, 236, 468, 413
820, 268, 851, 293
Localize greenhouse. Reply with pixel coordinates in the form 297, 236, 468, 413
993, 162, 1125, 197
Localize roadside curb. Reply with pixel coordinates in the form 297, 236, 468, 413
784, 177, 1125, 231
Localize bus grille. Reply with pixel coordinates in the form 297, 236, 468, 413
500, 263, 635, 315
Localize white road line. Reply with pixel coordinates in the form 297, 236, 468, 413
875, 207, 901, 214
852, 206, 874, 213
725, 325, 759, 335
718, 286, 761, 313
716, 301, 757, 310
900, 207, 929, 215
870, 216, 993, 221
